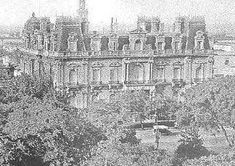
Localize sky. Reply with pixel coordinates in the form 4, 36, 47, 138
1, 0, 235, 32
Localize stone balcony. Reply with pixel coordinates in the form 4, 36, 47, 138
124, 80, 146, 85
19, 47, 214, 58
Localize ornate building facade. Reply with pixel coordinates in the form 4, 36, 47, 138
19, 0, 214, 108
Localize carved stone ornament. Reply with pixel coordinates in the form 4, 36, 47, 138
110, 62, 122, 67
92, 62, 104, 68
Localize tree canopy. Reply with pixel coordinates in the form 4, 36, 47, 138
176, 76, 235, 147
0, 74, 105, 166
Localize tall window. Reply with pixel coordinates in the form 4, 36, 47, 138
31, 59, 35, 75
134, 39, 141, 51
175, 42, 179, 52
92, 68, 100, 83
197, 41, 203, 50
131, 64, 144, 82
156, 68, 164, 80
196, 66, 203, 79
158, 42, 163, 52
69, 42, 77, 52
110, 67, 118, 82
173, 68, 181, 79
69, 69, 77, 85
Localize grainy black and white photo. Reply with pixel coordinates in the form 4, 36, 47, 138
0, 0, 235, 165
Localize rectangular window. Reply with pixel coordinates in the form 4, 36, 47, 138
110, 68, 118, 82
175, 42, 179, 52
93, 69, 100, 83
173, 68, 180, 79
31, 59, 35, 75
69, 42, 77, 52
156, 68, 164, 79
158, 42, 163, 52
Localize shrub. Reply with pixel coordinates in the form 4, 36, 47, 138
172, 127, 210, 166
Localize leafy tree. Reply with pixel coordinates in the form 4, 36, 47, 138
151, 92, 179, 121
176, 76, 235, 147
87, 100, 140, 144
0, 97, 105, 166
120, 90, 151, 124
0, 74, 53, 104
0, 74, 106, 166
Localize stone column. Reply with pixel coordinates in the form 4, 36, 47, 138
147, 62, 153, 83
126, 63, 130, 82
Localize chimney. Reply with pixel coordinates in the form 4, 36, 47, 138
111, 17, 114, 34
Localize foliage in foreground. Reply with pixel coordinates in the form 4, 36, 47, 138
85, 142, 171, 166
176, 76, 235, 147
183, 152, 235, 166
0, 74, 106, 166
172, 126, 210, 166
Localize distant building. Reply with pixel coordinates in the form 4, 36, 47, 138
0, 52, 14, 87
212, 35, 235, 77
18, 0, 214, 108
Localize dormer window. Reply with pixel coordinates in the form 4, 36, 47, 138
194, 31, 205, 50
68, 32, 78, 52
134, 39, 142, 51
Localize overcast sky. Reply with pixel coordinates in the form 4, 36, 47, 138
1, 0, 235, 30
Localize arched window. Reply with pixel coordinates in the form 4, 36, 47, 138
69, 69, 77, 85
134, 39, 142, 51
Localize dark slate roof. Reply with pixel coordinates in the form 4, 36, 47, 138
58, 25, 82, 52
186, 23, 206, 50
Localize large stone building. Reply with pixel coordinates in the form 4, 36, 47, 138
18, 0, 214, 108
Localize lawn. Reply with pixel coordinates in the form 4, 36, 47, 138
136, 128, 233, 154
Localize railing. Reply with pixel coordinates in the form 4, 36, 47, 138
172, 79, 184, 84
109, 81, 121, 84
124, 80, 146, 84
90, 81, 103, 85
152, 79, 166, 84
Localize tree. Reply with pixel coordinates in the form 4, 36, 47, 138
176, 76, 235, 147
0, 74, 53, 104
87, 99, 140, 144
120, 90, 151, 124
172, 126, 210, 166
0, 74, 105, 166
0, 96, 105, 166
